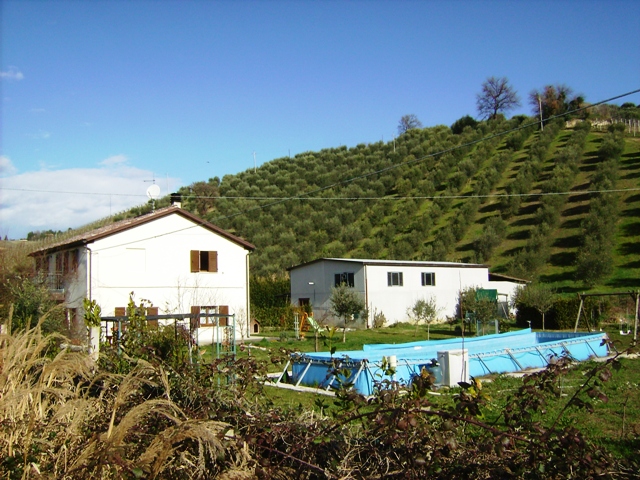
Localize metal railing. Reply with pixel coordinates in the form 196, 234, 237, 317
43, 273, 64, 292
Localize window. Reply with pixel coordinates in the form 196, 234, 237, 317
114, 306, 159, 329
334, 272, 355, 287
35, 255, 49, 273
387, 272, 403, 286
68, 249, 78, 273
421, 272, 436, 286
190, 250, 218, 272
191, 305, 229, 327
55, 253, 64, 275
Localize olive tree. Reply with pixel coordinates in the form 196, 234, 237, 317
512, 283, 555, 330
330, 283, 366, 343
408, 296, 439, 339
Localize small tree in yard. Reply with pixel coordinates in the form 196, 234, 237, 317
408, 296, 439, 339
512, 283, 555, 330
458, 286, 497, 335
330, 283, 366, 343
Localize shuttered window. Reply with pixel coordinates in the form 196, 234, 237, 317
147, 307, 159, 329
69, 249, 78, 272
55, 254, 64, 274
35, 256, 47, 273
115, 306, 158, 328
193, 305, 229, 326
190, 250, 218, 272
219, 305, 229, 327
190, 306, 201, 330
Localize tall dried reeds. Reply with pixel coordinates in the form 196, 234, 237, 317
0, 314, 253, 479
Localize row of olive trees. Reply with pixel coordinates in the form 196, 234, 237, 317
172, 76, 620, 282
575, 123, 626, 286
506, 122, 591, 279
199, 123, 478, 276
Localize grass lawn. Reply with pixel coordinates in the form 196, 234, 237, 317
204, 324, 640, 460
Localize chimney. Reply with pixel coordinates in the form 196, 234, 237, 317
170, 193, 182, 208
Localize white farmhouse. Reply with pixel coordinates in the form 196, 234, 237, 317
288, 258, 527, 327
30, 202, 255, 343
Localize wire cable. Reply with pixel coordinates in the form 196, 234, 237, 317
26, 88, 640, 253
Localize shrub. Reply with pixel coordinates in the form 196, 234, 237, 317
372, 309, 387, 328
450, 115, 478, 135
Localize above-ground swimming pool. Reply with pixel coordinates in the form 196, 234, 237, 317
288, 329, 609, 395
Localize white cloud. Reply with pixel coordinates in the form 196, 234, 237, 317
26, 130, 51, 140
0, 159, 181, 239
0, 66, 24, 81
0, 156, 18, 177
100, 154, 128, 166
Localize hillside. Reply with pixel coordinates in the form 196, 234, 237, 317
67, 114, 640, 293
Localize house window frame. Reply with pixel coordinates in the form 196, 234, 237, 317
421, 272, 436, 286
191, 305, 229, 327
334, 272, 355, 287
190, 250, 218, 273
387, 271, 403, 287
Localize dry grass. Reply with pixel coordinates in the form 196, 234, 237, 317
0, 315, 253, 479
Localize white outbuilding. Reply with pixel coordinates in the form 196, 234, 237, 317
288, 258, 527, 327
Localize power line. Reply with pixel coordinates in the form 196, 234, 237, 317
7, 88, 640, 207
8, 186, 640, 202
207, 87, 640, 222
28, 88, 640, 253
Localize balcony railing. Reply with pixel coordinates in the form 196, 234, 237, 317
43, 273, 65, 292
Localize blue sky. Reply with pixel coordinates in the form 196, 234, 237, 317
1, 0, 639, 239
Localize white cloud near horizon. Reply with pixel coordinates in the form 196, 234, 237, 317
100, 154, 128, 166
0, 156, 18, 177
26, 130, 51, 140
0, 157, 181, 239
0, 66, 24, 81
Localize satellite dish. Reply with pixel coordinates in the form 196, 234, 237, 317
146, 184, 161, 199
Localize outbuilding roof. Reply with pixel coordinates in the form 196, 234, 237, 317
287, 257, 489, 271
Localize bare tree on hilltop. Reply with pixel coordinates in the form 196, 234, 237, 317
476, 76, 521, 120
398, 114, 423, 135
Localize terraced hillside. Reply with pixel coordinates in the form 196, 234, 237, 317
82, 115, 640, 292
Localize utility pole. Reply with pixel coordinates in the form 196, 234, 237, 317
538, 94, 544, 131
253, 151, 256, 173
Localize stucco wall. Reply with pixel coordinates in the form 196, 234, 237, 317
364, 264, 489, 324
290, 260, 524, 328
66, 214, 250, 338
